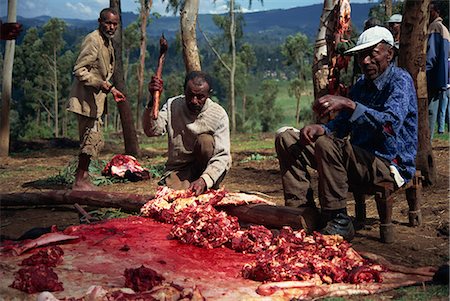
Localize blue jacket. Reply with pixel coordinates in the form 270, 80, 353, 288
427, 17, 450, 92
324, 64, 418, 182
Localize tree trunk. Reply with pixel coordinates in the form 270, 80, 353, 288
53, 48, 59, 138
384, 0, 392, 18
242, 94, 246, 122
312, 0, 336, 102
229, 0, 237, 133
0, 0, 17, 157
110, 0, 140, 156
136, 0, 151, 132
397, 0, 436, 185
180, 0, 201, 72
295, 95, 301, 126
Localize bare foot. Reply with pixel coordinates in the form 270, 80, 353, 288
72, 180, 99, 191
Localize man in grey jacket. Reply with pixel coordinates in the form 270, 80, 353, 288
67, 8, 126, 191
143, 71, 231, 195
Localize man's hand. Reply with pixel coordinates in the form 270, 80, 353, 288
313, 94, 356, 118
299, 124, 325, 146
111, 87, 126, 102
189, 178, 207, 196
148, 76, 163, 95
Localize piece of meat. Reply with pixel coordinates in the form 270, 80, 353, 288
231, 225, 273, 254
10, 264, 64, 294
124, 265, 165, 292
20, 246, 64, 267
102, 154, 150, 180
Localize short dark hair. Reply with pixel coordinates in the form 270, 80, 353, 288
99, 8, 118, 20
364, 17, 381, 30
430, 1, 445, 15
183, 71, 213, 92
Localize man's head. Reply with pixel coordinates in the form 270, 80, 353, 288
429, 1, 442, 23
345, 26, 395, 81
184, 71, 213, 114
364, 17, 381, 31
98, 8, 119, 39
387, 14, 402, 41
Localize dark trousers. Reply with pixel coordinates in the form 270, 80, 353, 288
275, 128, 395, 210
164, 133, 218, 190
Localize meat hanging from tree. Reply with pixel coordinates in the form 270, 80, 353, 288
151, 34, 168, 120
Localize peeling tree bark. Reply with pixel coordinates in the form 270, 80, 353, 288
397, 0, 436, 185
110, 0, 140, 156
180, 0, 201, 73
0, 0, 17, 157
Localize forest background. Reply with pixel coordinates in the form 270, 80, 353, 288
2, 1, 436, 142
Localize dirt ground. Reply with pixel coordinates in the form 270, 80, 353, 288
0, 134, 448, 273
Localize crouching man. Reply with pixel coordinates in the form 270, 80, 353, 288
143, 71, 231, 196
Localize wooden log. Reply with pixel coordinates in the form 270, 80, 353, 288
220, 204, 320, 233
0, 190, 151, 212
0, 191, 320, 231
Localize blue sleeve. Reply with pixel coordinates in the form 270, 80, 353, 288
349, 73, 415, 137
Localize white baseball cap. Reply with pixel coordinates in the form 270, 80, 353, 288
387, 14, 403, 23
345, 26, 394, 54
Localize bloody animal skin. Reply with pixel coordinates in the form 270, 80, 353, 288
1, 232, 79, 255
10, 264, 64, 294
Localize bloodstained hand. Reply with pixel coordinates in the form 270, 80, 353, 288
189, 178, 207, 196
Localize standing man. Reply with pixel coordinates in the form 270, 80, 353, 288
67, 8, 126, 191
143, 71, 231, 196
387, 14, 402, 49
427, 1, 449, 139
275, 26, 418, 241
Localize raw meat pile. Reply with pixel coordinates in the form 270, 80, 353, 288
140, 187, 385, 286
242, 227, 383, 284
169, 203, 240, 249
102, 154, 150, 181
10, 246, 65, 293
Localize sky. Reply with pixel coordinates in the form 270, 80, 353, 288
1, 0, 371, 20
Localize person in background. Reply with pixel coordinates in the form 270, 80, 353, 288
67, 8, 126, 191
363, 17, 381, 31
427, 1, 449, 138
275, 26, 418, 241
143, 71, 231, 196
0, 20, 22, 40
387, 14, 402, 49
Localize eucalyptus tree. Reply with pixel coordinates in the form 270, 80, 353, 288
397, 0, 436, 185
136, 0, 151, 131
163, 0, 201, 71
238, 43, 256, 122
41, 18, 67, 137
281, 33, 312, 126
110, 0, 140, 156
0, 0, 17, 156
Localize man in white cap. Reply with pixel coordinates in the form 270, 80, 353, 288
387, 14, 402, 48
275, 26, 418, 241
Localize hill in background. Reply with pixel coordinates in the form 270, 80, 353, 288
13, 3, 375, 42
